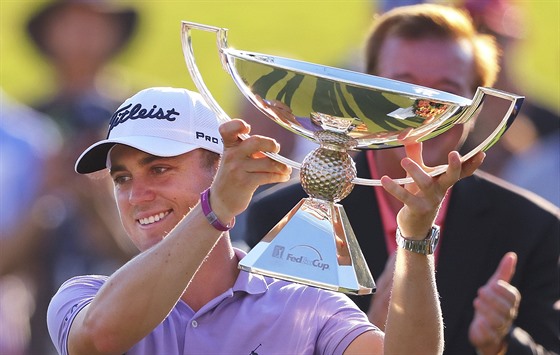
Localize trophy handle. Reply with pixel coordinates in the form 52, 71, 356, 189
353, 87, 524, 186
181, 21, 302, 170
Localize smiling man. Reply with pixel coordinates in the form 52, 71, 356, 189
46, 86, 483, 354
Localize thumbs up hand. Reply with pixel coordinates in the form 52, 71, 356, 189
468, 252, 521, 355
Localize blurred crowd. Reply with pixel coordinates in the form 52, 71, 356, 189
0, 0, 558, 353
1, 1, 139, 353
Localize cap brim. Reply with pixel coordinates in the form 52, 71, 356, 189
75, 136, 206, 174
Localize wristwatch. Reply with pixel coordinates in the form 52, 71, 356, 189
396, 225, 440, 255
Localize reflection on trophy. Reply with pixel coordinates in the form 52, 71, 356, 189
180, 21, 524, 295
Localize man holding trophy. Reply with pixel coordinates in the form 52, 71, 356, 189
247, 4, 560, 355
46, 84, 486, 354
45, 2, 558, 354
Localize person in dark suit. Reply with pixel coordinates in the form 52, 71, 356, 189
244, 4, 560, 355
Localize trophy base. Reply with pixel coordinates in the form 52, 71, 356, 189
238, 198, 375, 295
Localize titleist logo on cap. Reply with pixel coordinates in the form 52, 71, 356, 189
108, 103, 180, 135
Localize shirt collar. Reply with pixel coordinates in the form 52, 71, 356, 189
233, 248, 269, 295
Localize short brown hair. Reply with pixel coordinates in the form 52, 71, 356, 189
364, 4, 500, 91
199, 149, 221, 171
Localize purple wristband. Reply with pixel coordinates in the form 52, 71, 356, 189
200, 188, 235, 232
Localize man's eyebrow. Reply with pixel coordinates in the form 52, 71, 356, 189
109, 154, 163, 175
139, 155, 164, 166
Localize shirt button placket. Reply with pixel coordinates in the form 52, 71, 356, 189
191, 320, 198, 328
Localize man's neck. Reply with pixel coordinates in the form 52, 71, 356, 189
181, 236, 240, 311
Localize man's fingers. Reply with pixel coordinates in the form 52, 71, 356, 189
401, 157, 433, 192
243, 157, 292, 176
213, 119, 292, 217
490, 252, 517, 283
426, 152, 456, 192
404, 142, 425, 168
380, 175, 411, 203
239, 135, 281, 156
459, 152, 486, 179
219, 119, 251, 147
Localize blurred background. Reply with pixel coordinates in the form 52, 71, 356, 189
1, 0, 374, 116
0, 0, 558, 353
2, 1, 556, 119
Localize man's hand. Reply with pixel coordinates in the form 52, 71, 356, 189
469, 252, 521, 355
211, 119, 292, 223
382, 143, 485, 238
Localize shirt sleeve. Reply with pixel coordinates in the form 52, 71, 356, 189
46, 275, 107, 355
315, 291, 379, 355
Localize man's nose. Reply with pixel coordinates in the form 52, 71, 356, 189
128, 180, 156, 204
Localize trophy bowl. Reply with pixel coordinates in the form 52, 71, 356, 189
181, 21, 523, 185
180, 21, 524, 294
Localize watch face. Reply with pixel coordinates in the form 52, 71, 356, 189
427, 226, 440, 253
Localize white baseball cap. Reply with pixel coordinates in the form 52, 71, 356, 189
75, 87, 223, 174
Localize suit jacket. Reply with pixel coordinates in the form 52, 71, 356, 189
245, 152, 560, 355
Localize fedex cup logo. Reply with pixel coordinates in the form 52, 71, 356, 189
272, 244, 330, 271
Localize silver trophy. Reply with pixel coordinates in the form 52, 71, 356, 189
181, 21, 524, 295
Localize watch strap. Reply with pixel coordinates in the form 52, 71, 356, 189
396, 225, 440, 255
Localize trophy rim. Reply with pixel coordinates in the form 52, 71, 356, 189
223, 46, 472, 150
223, 47, 473, 107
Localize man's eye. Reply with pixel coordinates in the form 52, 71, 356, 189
152, 166, 169, 175
113, 175, 130, 185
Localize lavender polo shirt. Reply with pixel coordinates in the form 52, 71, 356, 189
47, 250, 377, 355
